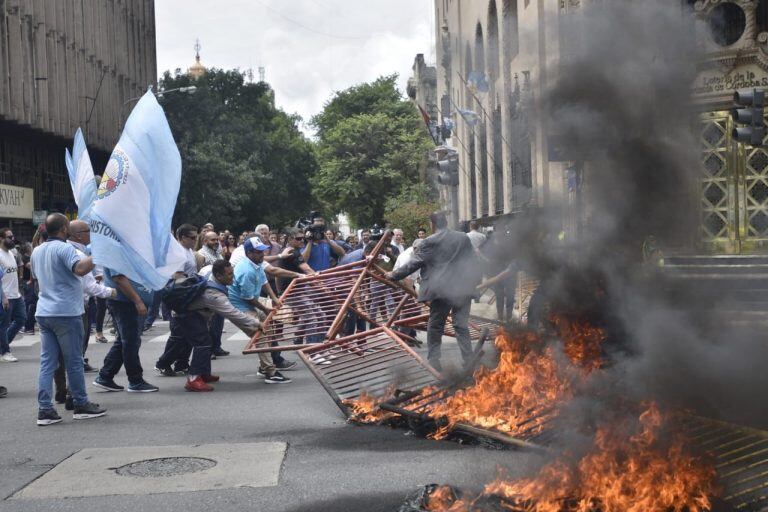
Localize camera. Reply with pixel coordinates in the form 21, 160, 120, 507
295, 211, 326, 242
369, 224, 384, 242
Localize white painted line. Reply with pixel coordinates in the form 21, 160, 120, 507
10, 336, 40, 347
226, 331, 250, 342
148, 334, 168, 344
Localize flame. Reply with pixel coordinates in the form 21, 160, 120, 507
551, 315, 607, 371
420, 324, 601, 439
426, 404, 718, 512
343, 386, 397, 424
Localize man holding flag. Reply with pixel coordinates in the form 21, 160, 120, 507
65, 89, 189, 398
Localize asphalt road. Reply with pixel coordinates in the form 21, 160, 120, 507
0, 318, 538, 512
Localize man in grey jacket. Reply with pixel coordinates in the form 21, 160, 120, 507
180, 259, 289, 392
386, 212, 481, 371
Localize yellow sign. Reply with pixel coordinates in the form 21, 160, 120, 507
0, 184, 34, 219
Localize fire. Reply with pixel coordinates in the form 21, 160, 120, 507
420, 325, 601, 439
426, 404, 718, 512
343, 387, 397, 424
551, 315, 606, 371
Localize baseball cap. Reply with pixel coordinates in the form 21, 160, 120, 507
244, 237, 270, 252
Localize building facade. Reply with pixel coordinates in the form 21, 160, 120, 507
433, 0, 768, 255
0, 0, 156, 238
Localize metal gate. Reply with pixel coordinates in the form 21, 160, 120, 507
700, 111, 768, 253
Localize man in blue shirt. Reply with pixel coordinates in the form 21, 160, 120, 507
31, 213, 106, 425
230, 238, 302, 374
301, 216, 345, 272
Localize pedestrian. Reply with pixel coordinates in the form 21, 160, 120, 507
391, 228, 406, 254
466, 221, 487, 250
32, 213, 106, 425
154, 224, 200, 375
416, 228, 428, 240
53, 221, 117, 406
229, 238, 297, 380
302, 216, 345, 272
198, 230, 222, 266
0, 227, 26, 362
386, 212, 481, 371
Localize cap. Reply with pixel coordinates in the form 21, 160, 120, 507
244, 237, 270, 253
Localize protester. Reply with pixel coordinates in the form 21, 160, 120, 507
197, 230, 222, 266
154, 224, 200, 375
32, 213, 106, 425
355, 229, 371, 251
416, 228, 428, 240
221, 233, 237, 261
229, 238, 298, 380
0, 227, 26, 362
466, 221, 487, 250
53, 221, 117, 406
386, 212, 481, 371
275, 228, 316, 293
391, 228, 406, 254
302, 216, 345, 272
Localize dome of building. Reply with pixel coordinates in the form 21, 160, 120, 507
188, 39, 206, 79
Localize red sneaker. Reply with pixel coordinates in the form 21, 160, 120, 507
201, 374, 220, 383
184, 376, 213, 392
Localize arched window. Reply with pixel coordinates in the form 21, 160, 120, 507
758, 0, 768, 34
487, 0, 500, 84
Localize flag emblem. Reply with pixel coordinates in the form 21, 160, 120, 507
97, 149, 129, 199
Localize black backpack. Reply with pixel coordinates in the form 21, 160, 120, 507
162, 275, 208, 313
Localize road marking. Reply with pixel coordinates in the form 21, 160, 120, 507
226, 331, 250, 342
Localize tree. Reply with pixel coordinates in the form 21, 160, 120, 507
384, 184, 439, 243
311, 75, 433, 228
158, 69, 317, 231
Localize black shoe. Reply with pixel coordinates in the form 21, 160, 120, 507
64, 395, 74, 411
212, 349, 230, 357
0, 386, 7, 398
83, 362, 97, 373
154, 365, 178, 377
54, 390, 67, 404
73, 402, 106, 420
275, 360, 298, 371
127, 381, 159, 393
264, 371, 292, 384
37, 409, 62, 426
172, 366, 189, 375
142, 324, 152, 332
210, 354, 216, 360
93, 377, 124, 392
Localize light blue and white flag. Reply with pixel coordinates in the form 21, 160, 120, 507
67, 90, 186, 290
455, 108, 480, 127
65, 128, 97, 221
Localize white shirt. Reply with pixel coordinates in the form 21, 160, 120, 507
393, 246, 420, 281
467, 230, 487, 249
392, 242, 405, 254
68, 242, 114, 301
0, 247, 20, 299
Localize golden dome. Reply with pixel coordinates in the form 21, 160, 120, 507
188, 39, 206, 79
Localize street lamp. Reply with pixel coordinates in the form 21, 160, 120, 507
119, 85, 197, 130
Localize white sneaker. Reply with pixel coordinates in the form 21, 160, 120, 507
1, 353, 19, 362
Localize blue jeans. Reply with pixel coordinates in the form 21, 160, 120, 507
0, 297, 27, 353
37, 316, 88, 410
209, 313, 224, 352
99, 300, 144, 385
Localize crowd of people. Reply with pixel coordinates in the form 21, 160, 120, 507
1, 211, 512, 426
0, 212, 440, 425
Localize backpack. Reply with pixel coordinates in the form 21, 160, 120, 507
162, 275, 208, 313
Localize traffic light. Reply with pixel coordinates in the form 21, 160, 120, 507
437, 154, 459, 186
732, 88, 766, 146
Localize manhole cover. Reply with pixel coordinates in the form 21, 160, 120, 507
113, 457, 217, 478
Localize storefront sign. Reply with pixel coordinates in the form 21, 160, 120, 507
694, 65, 768, 95
0, 184, 33, 220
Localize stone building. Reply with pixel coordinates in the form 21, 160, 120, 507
0, 0, 156, 238
432, 0, 768, 256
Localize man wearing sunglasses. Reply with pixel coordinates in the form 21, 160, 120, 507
0, 227, 26, 363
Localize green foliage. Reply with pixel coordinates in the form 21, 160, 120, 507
159, 69, 317, 231
311, 75, 433, 228
384, 185, 439, 243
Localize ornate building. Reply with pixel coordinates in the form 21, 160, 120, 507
433, 0, 768, 256
0, 0, 156, 237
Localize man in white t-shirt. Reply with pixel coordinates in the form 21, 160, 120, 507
0, 228, 26, 362
466, 221, 487, 250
